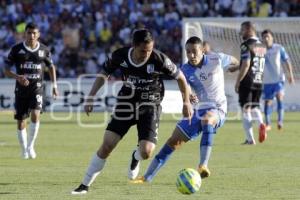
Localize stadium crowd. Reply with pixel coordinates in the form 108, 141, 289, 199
0, 0, 299, 78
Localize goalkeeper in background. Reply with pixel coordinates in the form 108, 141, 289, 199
261, 29, 295, 131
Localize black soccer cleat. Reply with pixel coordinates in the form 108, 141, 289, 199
128, 150, 140, 180
71, 184, 89, 195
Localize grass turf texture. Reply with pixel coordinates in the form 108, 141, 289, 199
0, 112, 299, 200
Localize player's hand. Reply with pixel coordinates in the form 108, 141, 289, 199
52, 87, 59, 100
235, 82, 240, 93
16, 75, 29, 86
190, 94, 199, 104
227, 66, 239, 73
182, 102, 193, 125
84, 97, 94, 116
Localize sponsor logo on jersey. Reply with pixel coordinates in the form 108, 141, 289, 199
20, 63, 42, 70
24, 73, 41, 79
120, 61, 128, 68
38, 50, 44, 57
147, 64, 155, 73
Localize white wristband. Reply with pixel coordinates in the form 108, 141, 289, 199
52, 83, 58, 89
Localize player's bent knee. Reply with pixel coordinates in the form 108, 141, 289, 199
18, 120, 26, 130
98, 143, 115, 158
140, 150, 152, 160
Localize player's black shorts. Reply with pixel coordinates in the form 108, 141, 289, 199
238, 86, 262, 109
14, 94, 43, 120
106, 102, 162, 144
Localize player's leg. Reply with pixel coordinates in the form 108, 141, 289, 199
198, 109, 220, 178
128, 104, 161, 180
239, 87, 255, 144
132, 109, 200, 183
72, 106, 133, 194
72, 130, 122, 194
27, 109, 41, 159
251, 89, 267, 143
275, 82, 285, 130
264, 100, 273, 130
263, 83, 275, 130
15, 96, 30, 159
17, 119, 28, 159
138, 127, 189, 183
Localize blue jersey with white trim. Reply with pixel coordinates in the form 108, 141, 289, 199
264, 43, 289, 84
181, 52, 231, 113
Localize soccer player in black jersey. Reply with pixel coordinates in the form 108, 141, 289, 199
235, 21, 267, 145
72, 29, 193, 194
4, 23, 58, 159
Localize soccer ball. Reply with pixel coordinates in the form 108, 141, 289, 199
176, 168, 202, 195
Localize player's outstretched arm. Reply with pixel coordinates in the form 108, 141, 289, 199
84, 73, 108, 116
4, 69, 29, 86
48, 65, 59, 99
176, 71, 193, 123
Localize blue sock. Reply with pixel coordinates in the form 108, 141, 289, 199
264, 103, 272, 126
277, 100, 284, 124
200, 124, 215, 166
144, 144, 174, 182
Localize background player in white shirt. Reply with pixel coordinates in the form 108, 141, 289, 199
261, 29, 295, 131
131, 36, 238, 183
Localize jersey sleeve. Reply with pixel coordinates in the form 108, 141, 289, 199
4, 47, 16, 70
279, 46, 289, 62
101, 51, 120, 75
44, 49, 54, 68
180, 65, 190, 84
158, 52, 180, 79
240, 43, 251, 61
218, 53, 232, 69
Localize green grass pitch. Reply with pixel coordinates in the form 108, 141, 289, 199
0, 111, 300, 200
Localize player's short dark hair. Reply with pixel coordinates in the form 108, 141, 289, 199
25, 22, 39, 31
132, 29, 154, 46
261, 29, 273, 37
185, 36, 203, 46
241, 21, 256, 31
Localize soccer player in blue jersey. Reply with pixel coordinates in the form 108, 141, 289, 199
131, 36, 238, 183
261, 29, 295, 131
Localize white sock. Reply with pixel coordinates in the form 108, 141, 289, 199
82, 153, 106, 186
28, 121, 40, 149
134, 149, 144, 161
17, 129, 27, 153
242, 111, 254, 142
252, 108, 264, 125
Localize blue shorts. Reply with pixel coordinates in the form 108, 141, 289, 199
176, 108, 226, 140
263, 82, 284, 100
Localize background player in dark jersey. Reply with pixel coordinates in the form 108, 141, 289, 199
235, 21, 267, 145
4, 23, 58, 159
72, 29, 193, 194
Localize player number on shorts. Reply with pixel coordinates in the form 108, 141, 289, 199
36, 94, 43, 108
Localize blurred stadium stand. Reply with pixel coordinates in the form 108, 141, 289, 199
0, 0, 299, 78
